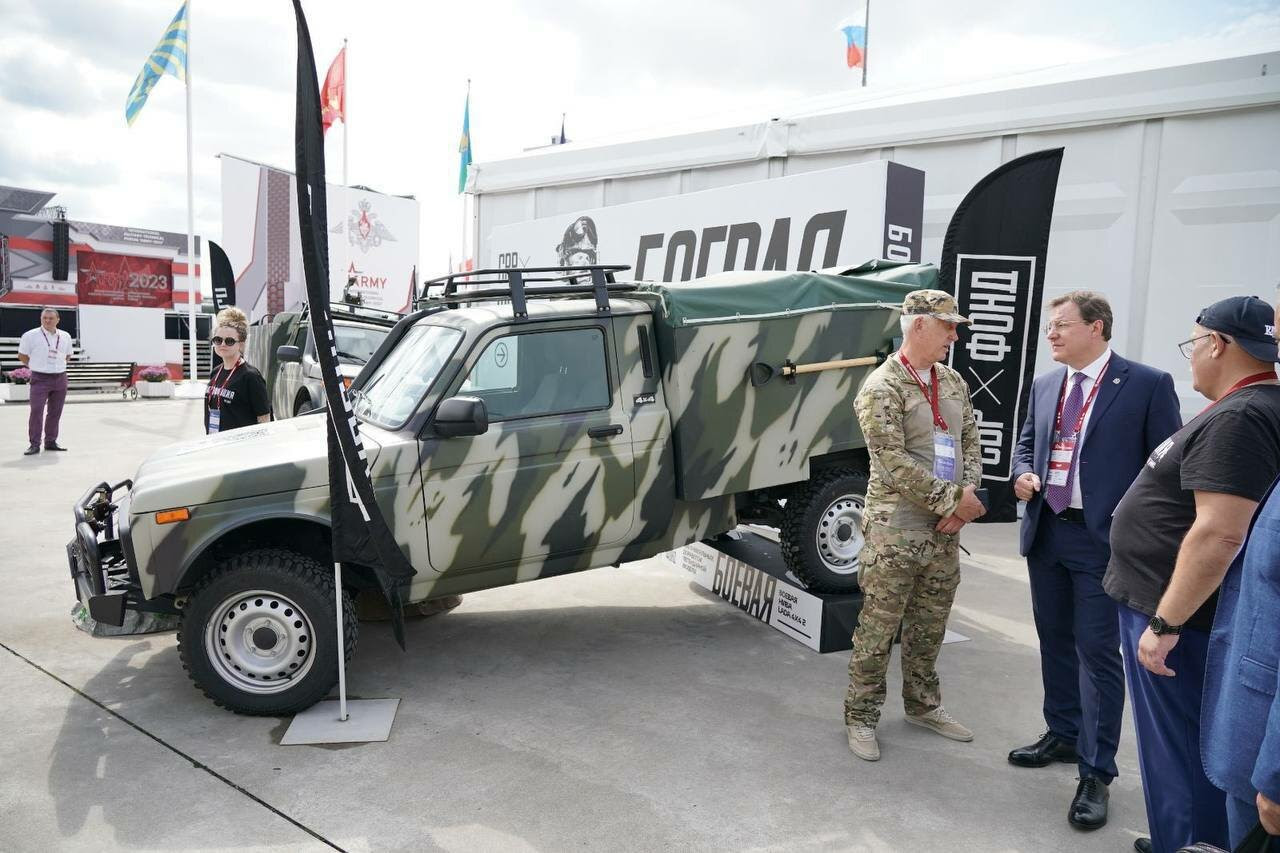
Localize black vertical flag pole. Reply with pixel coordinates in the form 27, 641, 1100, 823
942, 147, 1065, 524
291, 0, 417, 721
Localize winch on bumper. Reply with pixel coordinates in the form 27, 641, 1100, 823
69, 480, 175, 627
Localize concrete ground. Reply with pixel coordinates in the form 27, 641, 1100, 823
0, 395, 1151, 852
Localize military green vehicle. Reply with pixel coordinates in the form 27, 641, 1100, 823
246, 302, 399, 418
69, 262, 931, 715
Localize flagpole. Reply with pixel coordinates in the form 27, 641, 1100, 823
461, 79, 469, 272
183, 0, 199, 390
861, 0, 870, 88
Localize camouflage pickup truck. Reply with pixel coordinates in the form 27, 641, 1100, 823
246, 302, 400, 418
69, 262, 930, 715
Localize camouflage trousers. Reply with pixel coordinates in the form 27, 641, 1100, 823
844, 525, 961, 727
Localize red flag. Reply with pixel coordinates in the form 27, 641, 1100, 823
321, 46, 345, 133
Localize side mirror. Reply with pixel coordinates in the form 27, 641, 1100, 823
277, 345, 302, 363
434, 395, 488, 437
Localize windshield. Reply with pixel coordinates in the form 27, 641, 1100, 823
353, 323, 462, 428
333, 323, 389, 366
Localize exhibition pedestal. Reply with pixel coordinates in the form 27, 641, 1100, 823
665, 529, 863, 653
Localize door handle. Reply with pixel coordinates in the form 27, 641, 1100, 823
588, 424, 624, 439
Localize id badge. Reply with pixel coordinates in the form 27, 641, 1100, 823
207, 409, 221, 434
933, 431, 956, 481
1046, 439, 1076, 486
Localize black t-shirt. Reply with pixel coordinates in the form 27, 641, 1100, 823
204, 361, 271, 433
1104, 384, 1280, 631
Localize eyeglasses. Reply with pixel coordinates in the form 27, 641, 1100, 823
1042, 320, 1089, 334
1178, 333, 1229, 359
210, 336, 241, 346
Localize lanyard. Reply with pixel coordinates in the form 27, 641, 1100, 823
1053, 357, 1110, 438
1200, 371, 1278, 414
41, 330, 59, 353
899, 353, 948, 431
207, 359, 241, 410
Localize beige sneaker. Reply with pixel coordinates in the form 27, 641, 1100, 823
905, 707, 974, 742
846, 724, 880, 761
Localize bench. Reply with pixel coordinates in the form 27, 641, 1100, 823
64, 361, 138, 398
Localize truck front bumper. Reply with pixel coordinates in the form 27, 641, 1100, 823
69, 480, 174, 627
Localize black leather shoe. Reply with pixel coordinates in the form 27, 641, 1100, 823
44, 442, 67, 451
1068, 775, 1109, 830
23, 445, 39, 456
1133, 838, 1152, 853
1008, 731, 1078, 767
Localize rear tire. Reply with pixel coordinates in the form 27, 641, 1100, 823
294, 395, 316, 417
780, 467, 869, 593
178, 548, 356, 715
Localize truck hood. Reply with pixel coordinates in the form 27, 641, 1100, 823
129, 415, 383, 513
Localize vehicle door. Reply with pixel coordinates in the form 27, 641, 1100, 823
275, 322, 311, 416
419, 320, 637, 574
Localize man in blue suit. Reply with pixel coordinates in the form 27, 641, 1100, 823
1009, 291, 1181, 830
1203, 477, 1280, 850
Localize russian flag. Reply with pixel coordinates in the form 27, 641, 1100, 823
839, 6, 867, 70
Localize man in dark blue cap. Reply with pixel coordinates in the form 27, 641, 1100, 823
1105, 295, 1280, 853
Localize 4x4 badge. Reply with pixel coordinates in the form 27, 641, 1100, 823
634, 393, 656, 406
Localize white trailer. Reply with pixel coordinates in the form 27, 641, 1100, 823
470, 42, 1280, 415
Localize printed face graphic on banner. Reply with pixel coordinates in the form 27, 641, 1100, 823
948, 254, 1037, 481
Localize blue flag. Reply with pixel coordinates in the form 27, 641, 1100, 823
125, 2, 189, 125
458, 91, 472, 193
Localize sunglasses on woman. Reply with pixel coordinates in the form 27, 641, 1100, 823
210, 336, 240, 346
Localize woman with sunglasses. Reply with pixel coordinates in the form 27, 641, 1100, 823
204, 306, 271, 434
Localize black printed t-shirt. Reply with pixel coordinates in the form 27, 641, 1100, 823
1104, 384, 1280, 631
204, 362, 271, 433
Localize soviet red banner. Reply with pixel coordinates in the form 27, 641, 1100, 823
76, 252, 174, 307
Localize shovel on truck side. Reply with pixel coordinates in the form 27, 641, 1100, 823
748, 351, 888, 387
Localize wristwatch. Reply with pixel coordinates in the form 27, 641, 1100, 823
1149, 615, 1183, 636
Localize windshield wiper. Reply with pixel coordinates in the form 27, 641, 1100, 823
335, 349, 368, 365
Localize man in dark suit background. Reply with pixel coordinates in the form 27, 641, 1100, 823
1008, 291, 1182, 830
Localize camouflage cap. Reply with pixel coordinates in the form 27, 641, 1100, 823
901, 289, 971, 324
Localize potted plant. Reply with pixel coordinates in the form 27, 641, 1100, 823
1, 367, 31, 402
136, 365, 175, 399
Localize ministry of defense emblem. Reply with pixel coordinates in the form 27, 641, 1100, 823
331, 198, 397, 253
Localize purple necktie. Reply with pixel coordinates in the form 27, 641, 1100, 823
1045, 372, 1087, 514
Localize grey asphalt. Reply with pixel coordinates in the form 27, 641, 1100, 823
0, 395, 1150, 852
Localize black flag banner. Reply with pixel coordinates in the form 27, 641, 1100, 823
208, 240, 235, 313
941, 148, 1065, 524
292, 0, 416, 646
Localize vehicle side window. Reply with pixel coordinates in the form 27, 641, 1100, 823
293, 324, 309, 353
300, 326, 314, 358
461, 327, 610, 421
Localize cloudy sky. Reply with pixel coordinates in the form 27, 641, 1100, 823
1, 0, 1277, 281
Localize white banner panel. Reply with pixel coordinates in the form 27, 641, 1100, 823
484, 161, 924, 280
220, 155, 420, 321
77, 305, 166, 365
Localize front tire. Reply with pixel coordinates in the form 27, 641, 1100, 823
780, 467, 869, 594
178, 548, 356, 715
294, 394, 316, 417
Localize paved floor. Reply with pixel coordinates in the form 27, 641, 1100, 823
0, 396, 1151, 851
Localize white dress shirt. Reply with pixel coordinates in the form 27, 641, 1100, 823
1058, 347, 1113, 509
17, 327, 72, 374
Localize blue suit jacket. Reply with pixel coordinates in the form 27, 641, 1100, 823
1203, 477, 1280, 804
1012, 352, 1181, 556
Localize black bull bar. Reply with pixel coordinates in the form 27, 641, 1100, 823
69, 479, 142, 627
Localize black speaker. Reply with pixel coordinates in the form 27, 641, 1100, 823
51, 220, 69, 280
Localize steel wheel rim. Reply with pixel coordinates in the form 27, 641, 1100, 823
816, 493, 864, 575
204, 588, 316, 695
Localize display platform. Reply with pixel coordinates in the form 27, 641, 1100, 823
664, 529, 862, 653
666, 528, 970, 654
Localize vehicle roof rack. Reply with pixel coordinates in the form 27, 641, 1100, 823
418, 264, 635, 319
299, 301, 403, 325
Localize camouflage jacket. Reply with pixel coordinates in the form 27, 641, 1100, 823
855, 355, 981, 531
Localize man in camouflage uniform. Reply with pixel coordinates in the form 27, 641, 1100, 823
845, 289, 986, 761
